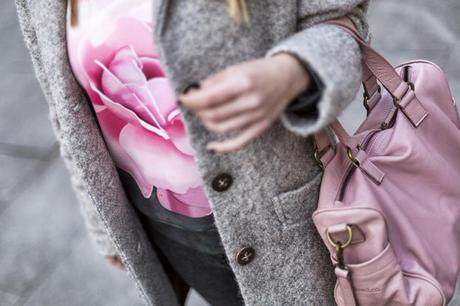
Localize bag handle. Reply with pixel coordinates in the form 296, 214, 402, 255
313, 16, 429, 169
327, 18, 405, 97
326, 17, 428, 128
313, 17, 373, 166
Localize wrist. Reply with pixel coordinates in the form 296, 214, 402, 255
271, 52, 312, 99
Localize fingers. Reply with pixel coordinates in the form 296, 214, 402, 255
206, 118, 273, 154
179, 68, 252, 111
198, 95, 265, 131
203, 109, 265, 134
198, 92, 262, 121
178, 57, 295, 154
105, 255, 126, 271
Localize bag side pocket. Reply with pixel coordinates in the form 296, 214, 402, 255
345, 242, 445, 306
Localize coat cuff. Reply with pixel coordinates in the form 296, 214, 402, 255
286, 58, 324, 115
265, 23, 362, 137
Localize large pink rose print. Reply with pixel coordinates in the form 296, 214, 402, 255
66, 1, 211, 217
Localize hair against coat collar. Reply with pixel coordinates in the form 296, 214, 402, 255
69, 0, 250, 27
227, 0, 250, 24
70, 0, 79, 27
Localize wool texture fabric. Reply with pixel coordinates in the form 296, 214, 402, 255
15, 0, 370, 304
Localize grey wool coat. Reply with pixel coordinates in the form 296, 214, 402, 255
15, 0, 370, 305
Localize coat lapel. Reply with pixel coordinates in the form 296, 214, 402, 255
16, 1, 180, 304
153, 0, 169, 37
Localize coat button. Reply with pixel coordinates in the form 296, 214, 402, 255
182, 82, 201, 94
211, 173, 233, 192
236, 246, 255, 266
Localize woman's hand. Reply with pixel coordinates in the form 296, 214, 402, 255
179, 53, 312, 154
105, 255, 126, 271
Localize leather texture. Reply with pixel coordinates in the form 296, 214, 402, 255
313, 17, 460, 306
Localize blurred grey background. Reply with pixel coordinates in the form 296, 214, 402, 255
1, 1, 459, 305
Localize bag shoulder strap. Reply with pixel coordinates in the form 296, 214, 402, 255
326, 17, 428, 128
313, 16, 429, 168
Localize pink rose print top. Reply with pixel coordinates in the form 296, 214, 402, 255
66, 0, 212, 217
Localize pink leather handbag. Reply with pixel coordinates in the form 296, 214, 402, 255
313, 18, 460, 306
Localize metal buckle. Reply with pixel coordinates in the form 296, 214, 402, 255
326, 225, 353, 249
313, 145, 332, 170
363, 93, 370, 113
326, 225, 353, 269
346, 146, 360, 167
363, 85, 381, 113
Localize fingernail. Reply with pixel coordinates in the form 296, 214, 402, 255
182, 82, 201, 94
207, 148, 216, 155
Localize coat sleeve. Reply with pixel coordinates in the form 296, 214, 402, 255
285, 65, 324, 114
15, 0, 118, 257
265, 0, 371, 137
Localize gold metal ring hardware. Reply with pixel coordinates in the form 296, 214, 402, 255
313, 144, 332, 170
363, 93, 370, 112
326, 225, 353, 249
346, 147, 360, 167
313, 149, 324, 169
363, 85, 381, 113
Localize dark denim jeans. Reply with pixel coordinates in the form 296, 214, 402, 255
117, 167, 244, 306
